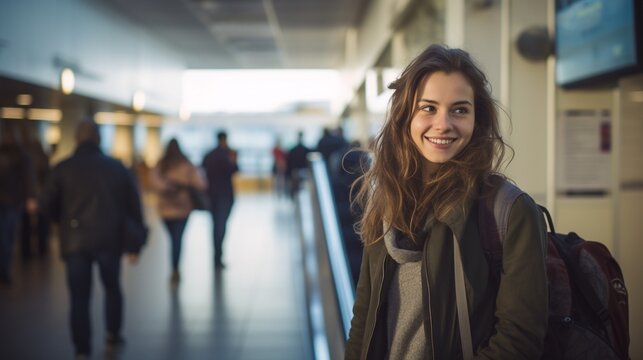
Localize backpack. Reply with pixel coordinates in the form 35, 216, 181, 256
479, 176, 630, 360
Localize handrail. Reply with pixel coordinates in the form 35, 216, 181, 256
308, 152, 355, 338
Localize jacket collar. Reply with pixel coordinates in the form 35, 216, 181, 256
383, 196, 474, 244
382, 183, 479, 243
74, 142, 102, 155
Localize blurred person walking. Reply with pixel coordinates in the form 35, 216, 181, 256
40, 120, 146, 358
20, 128, 51, 259
315, 127, 347, 165
202, 130, 238, 269
151, 138, 207, 284
0, 123, 36, 285
285, 131, 310, 197
271, 139, 287, 197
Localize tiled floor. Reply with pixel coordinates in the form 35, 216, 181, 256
0, 193, 313, 360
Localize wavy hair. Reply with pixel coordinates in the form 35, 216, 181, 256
355, 44, 512, 246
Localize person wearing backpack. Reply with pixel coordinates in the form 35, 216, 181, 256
345, 44, 549, 359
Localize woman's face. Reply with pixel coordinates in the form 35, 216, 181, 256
409, 71, 475, 173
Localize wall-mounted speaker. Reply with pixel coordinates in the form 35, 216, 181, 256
516, 26, 552, 62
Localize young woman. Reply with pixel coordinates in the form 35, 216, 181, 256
345, 44, 548, 359
151, 138, 207, 285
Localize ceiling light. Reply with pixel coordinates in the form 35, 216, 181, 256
1, 107, 25, 119
95, 111, 135, 125
61, 68, 75, 95
132, 90, 146, 112
27, 108, 62, 122
45, 126, 61, 144
16, 94, 33, 106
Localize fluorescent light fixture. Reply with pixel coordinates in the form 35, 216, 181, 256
2, 107, 62, 122
16, 94, 33, 106
27, 108, 62, 122
95, 111, 135, 125
61, 68, 75, 95
1, 107, 25, 119
45, 126, 61, 144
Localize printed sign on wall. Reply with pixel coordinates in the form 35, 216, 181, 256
556, 109, 611, 194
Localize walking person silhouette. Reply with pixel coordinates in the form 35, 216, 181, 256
202, 131, 238, 269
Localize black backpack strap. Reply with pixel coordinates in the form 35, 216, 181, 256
479, 175, 525, 281
493, 180, 524, 244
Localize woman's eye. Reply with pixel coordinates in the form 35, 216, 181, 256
452, 107, 469, 115
421, 105, 436, 113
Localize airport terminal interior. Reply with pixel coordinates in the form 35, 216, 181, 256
1, 0, 643, 359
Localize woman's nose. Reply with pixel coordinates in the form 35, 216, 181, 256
432, 111, 452, 132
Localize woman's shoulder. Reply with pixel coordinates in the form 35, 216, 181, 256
363, 236, 388, 259
480, 174, 543, 229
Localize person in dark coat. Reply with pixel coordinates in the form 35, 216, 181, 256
285, 131, 310, 197
0, 123, 36, 285
41, 120, 146, 358
20, 131, 51, 259
329, 140, 370, 284
316, 126, 348, 166
201, 130, 238, 268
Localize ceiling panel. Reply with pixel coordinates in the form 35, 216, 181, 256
88, 0, 372, 69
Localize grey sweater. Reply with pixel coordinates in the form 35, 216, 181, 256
384, 231, 426, 360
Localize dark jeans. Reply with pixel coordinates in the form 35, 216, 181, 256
209, 198, 233, 264
64, 252, 123, 355
0, 206, 20, 281
20, 210, 50, 258
163, 218, 188, 270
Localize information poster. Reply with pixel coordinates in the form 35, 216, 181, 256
556, 109, 611, 194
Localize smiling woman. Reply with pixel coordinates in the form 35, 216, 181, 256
345, 44, 549, 360
410, 71, 475, 174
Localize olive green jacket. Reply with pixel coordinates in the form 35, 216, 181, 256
345, 193, 548, 360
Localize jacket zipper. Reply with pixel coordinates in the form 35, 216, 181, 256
423, 247, 437, 359
365, 254, 387, 359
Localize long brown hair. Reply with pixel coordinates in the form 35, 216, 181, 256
158, 138, 189, 175
355, 44, 511, 246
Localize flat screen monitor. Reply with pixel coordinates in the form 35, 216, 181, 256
556, 0, 641, 87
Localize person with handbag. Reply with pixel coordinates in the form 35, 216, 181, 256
151, 138, 207, 286
345, 44, 548, 359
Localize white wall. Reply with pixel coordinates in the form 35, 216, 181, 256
505, 1, 548, 203
0, 0, 184, 114
459, 1, 550, 202
464, 3, 502, 100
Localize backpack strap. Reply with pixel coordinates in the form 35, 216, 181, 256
456, 176, 524, 359
479, 176, 525, 280
454, 234, 474, 360
493, 180, 525, 244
